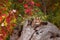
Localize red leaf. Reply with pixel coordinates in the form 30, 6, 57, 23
2, 14, 7, 18
6, 0, 8, 2
0, 11, 2, 15
12, 23, 16, 27
6, 16, 11, 24
6, 25, 11, 32
1, 28, 7, 37
2, 7, 7, 11
24, 4, 28, 9
18, 0, 24, 3
29, 1, 34, 6
0, 36, 3, 40
0, 4, 3, 6
25, 8, 31, 14
35, 3, 41, 7
25, 8, 33, 15
0, 16, 3, 23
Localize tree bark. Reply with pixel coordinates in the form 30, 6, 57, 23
18, 20, 60, 40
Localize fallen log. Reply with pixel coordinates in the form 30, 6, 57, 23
10, 18, 60, 40
18, 18, 60, 40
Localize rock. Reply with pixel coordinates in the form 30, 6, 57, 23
18, 19, 60, 40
